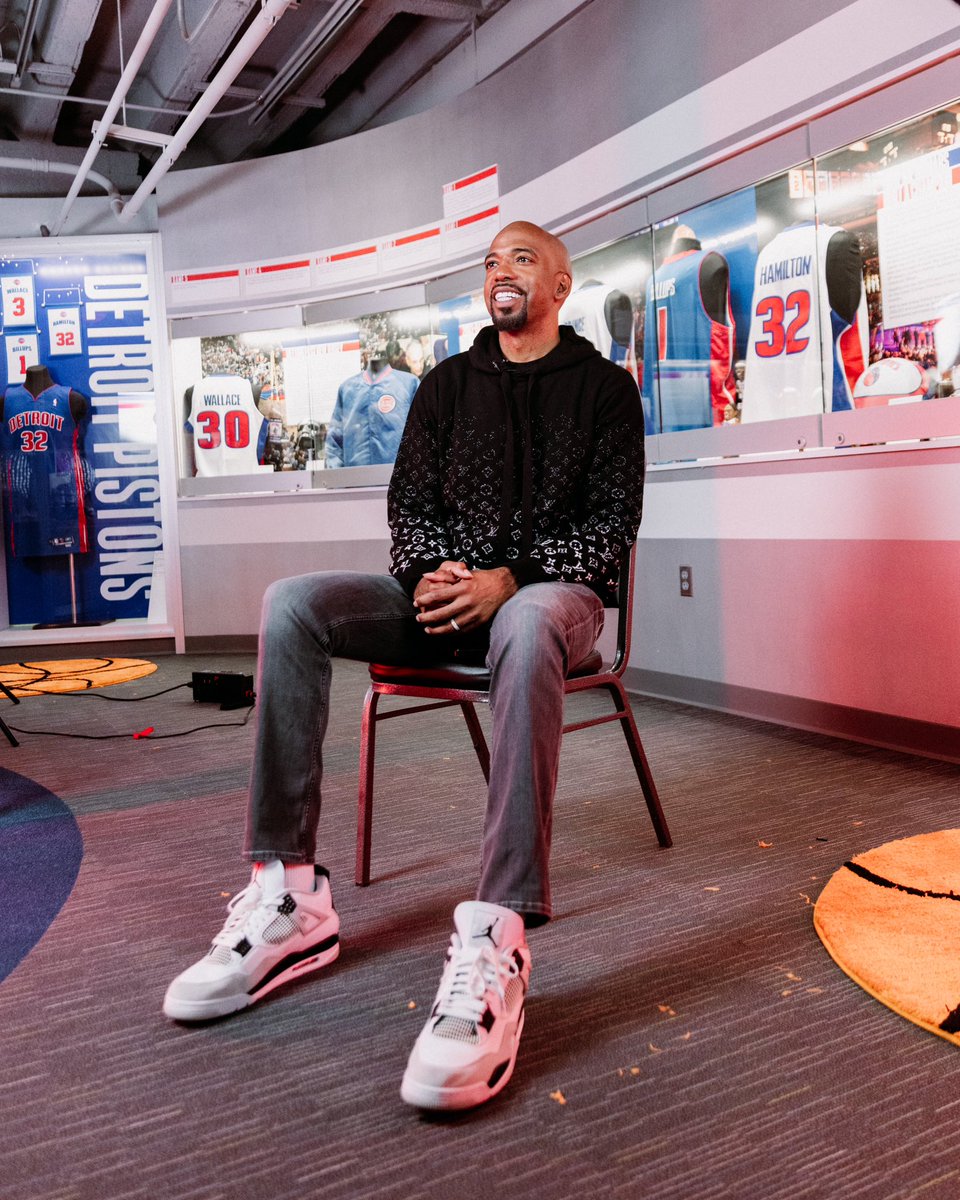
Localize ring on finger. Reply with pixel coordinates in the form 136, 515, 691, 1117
449, 616, 461, 632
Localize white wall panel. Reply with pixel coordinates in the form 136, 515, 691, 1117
642, 448, 960, 542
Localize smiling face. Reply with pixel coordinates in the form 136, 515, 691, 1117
482, 222, 572, 336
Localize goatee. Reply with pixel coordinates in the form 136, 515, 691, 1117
491, 301, 528, 333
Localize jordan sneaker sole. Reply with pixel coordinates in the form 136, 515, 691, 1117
163, 933, 340, 1022
400, 1008, 525, 1110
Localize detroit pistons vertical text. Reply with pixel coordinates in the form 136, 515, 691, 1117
85, 271, 161, 606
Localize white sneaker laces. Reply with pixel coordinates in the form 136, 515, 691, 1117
434, 937, 520, 1026
210, 879, 286, 947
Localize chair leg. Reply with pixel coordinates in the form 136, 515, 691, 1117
606, 679, 672, 848
356, 685, 380, 886
459, 703, 490, 782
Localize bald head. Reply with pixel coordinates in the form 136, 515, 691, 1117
483, 221, 573, 345
495, 221, 572, 278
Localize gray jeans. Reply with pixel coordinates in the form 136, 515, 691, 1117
243, 572, 604, 922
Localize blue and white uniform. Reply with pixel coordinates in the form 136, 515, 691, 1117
325, 366, 419, 468
641, 249, 735, 433
0, 383, 89, 557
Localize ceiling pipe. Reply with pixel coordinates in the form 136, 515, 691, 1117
249, 0, 364, 126
115, 0, 299, 224
46, 0, 177, 237
11, 0, 43, 87
0, 156, 122, 210
0, 81, 190, 118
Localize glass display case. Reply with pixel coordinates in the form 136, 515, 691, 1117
0, 235, 177, 635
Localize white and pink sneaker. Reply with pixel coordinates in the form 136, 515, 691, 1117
401, 901, 531, 1110
163, 859, 340, 1021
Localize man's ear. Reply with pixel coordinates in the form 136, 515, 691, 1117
556, 273, 571, 298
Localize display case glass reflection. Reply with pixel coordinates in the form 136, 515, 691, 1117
564, 231, 653, 427
813, 102, 960, 410
172, 302, 441, 482
643, 164, 870, 431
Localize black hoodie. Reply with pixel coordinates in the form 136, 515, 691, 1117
387, 324, 645, 606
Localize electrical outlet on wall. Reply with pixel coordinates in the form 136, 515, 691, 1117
679, 565, 693, 597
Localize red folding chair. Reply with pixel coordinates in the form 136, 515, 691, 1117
355, 546, 671, 885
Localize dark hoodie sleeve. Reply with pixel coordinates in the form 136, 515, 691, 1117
510, 367, 645, 597
387, 367, 456, 595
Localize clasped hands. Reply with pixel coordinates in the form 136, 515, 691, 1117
413, 561, 517, 635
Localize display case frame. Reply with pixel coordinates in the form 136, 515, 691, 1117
0, 233, 184, 650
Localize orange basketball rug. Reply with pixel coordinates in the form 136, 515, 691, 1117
0, 658, 157, 697
814, 829, 960, 1046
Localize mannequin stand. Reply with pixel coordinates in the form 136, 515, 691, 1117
0, 679, 20, 748
33, 553, 107, 630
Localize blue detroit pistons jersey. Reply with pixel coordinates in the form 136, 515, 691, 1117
0, 383, 89, 557
641, 249, 735, 433
325, 367, 419, 467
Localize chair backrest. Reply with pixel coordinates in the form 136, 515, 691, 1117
609, 541, 638, 678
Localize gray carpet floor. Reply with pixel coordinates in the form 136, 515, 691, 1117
1, 652, 959, 1200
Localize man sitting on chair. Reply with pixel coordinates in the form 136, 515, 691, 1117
164, 220, 646, 1112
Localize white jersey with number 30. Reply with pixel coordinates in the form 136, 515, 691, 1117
186, 375, 266, 476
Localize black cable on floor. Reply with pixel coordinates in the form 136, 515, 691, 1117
53, 682, 195, 701
4, 700, 256, 741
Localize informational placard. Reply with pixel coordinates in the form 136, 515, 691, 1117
281, 334, 362, 424
4, 333, 39, 382
315, 240, 380, 286
878, 147, 952, 209
442, 165, 499, 219
443, 205, 500, 259
877, 187, 960, 327
46, 307, 83, 357
1, 271, 36, 327
243, 256, 313, 297
380, 224, 442, 274
168, 267, 241, 305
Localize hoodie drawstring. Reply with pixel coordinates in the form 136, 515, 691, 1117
496, 365, 516, 562
495, 364, 535, 561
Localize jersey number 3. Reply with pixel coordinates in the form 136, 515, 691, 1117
754, 289, 811, 357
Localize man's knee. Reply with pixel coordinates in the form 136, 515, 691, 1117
261, 572, 342, 637
263, 575, 310, 624
488, 587, 567, 658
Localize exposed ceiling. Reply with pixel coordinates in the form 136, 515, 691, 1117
0, 0, 515, 199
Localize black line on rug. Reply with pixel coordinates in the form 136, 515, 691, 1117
843, 859, 960, 902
